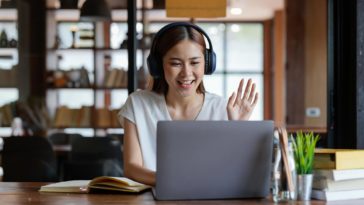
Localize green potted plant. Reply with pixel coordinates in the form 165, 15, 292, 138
291, 131, 320, 200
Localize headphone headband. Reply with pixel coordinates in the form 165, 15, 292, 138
149, 22, 214, 57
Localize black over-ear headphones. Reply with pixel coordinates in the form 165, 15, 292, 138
147, 22, 216, 79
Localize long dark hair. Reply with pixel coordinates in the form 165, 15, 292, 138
151, 25, 206, 95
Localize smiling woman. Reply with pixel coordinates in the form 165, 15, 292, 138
117, 22, 259, 186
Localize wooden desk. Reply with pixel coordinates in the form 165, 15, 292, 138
0, 182, 363, 205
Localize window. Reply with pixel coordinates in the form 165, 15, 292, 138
143, 22, 265, 120
199, 23, 264, 120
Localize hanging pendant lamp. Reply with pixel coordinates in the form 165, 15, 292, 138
80, 0, 111, 21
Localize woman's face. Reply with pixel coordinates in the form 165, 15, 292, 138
162, 39, 205, 97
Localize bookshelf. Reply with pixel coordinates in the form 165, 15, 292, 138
45, 8, 134, 136
45, 0, 163, 136
0, 7, 18, 136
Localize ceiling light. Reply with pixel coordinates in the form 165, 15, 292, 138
230, 7, 242, 15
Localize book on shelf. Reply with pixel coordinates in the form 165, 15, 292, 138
121, 69, 127, 88
53, 106, 64, 127
54, 106, 72, 127
54, 106, 121, 128
103, 69, 110, 87
313, 177, 364, 191
39, 176, 150, 193
94, 108, 111, 128
105, 69, 119, 88
114, 68, 124, 88
110, 109, 122, 128
311, 189, 364, 201
103, 68, 127, 88
79, 67, 91, 87
314, 148, 364, 170
314, 168, 364, 181
0, 103, 14, 126
54, 106, 85, 128
67, 108, 77, 127
78, 106, 92, 127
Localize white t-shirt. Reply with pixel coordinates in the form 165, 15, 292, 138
118, 90, 228, 171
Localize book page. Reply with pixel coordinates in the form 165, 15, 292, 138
89, 177, 150, 192
39, 180, 90, 193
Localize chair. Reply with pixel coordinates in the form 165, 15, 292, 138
63, 137, 123, 180
48, 132, 83, 145
106, 133, 124, 144
2, 136, 58, 182
48, 132, 69, 145
48, 132, 83, 180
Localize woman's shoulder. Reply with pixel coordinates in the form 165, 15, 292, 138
128, 90, 162, 103
129, 89, 160, 98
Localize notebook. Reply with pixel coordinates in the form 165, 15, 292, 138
39, 176, 150, 193
154, 120, 274, 200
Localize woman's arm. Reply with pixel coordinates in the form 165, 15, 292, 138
123, 118, 156, 186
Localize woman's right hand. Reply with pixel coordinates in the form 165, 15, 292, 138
227, 78, 258, 121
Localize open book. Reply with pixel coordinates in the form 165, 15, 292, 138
39, 176, 151, 193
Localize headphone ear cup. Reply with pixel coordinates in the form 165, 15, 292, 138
205, 49, 216, 75
147, 54, 161, 78
204, 50, 209, 74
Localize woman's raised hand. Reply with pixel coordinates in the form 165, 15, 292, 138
227, 78, 258, 120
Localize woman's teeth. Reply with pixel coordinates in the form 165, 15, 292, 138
178, 80, 193, 85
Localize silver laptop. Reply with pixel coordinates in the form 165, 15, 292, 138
154, 120, 274, 200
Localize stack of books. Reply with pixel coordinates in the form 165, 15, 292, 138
311, 149, 364, 201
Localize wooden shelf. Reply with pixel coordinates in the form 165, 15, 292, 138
48, 47, 95, 51
95, 87, 127, 90
95, 48, 127, 51
0, 86, 18, 89
46, 8, 164, 11
52, 126, 123, 129
0, 47, 17, 51
47, 87, 127, 90
0, 20, 16, 23
47, 48, 146, 51
0, 54, 14, 59
47, 8, 79, 11
286, 125, 327, 134
47, 87, 94, 90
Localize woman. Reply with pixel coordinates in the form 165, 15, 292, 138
119, 22, 258, 186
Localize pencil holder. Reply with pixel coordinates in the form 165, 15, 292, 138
272, 130, 297, 202
297, 174, 313, 200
